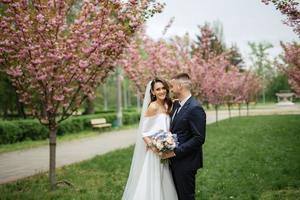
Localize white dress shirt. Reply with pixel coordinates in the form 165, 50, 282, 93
177, 94, 192, 113
172, 94, 192, 122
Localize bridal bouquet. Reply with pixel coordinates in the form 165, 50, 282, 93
151, 130, 178, 163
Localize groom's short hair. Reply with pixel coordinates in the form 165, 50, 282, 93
172, 73, 192, 90
173, 73, 190, 81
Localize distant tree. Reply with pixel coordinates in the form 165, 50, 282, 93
0, 70, 26, 118
248, 42, 274, 103
192, 24, 226, 61
228, 44, 244, 69
265, 73, 291, 101
239, 72, 263, 115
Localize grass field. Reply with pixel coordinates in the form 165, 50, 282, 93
0, 115, 299, 200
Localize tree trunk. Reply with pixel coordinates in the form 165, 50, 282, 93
227, 104, 231, 119
103, 84, 108, 111
137, 91, 141, 113
16, 101, 26, 119
123, 80, 128, 110
246, 102, 249, 116
205, 101, 210, 110
262, 88, 266, 104
41, 105, 47, 120
15, 92, 26, 119
215, 105, 218, 123
116, 67, 123, 126
49, 125, 57, 190
238, 103, 241, 117
262, 75, 266, 104
3, 108, 8, 119
127, 87, 131, 107
84, 98, 95, 114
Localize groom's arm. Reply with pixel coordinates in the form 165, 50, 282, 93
173, 106, 206, 159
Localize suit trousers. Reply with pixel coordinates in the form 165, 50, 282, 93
171, 166, 197, 200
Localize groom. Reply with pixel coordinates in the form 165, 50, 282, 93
161, 73, 206, 200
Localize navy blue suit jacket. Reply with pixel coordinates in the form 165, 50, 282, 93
170, 96, 206, 171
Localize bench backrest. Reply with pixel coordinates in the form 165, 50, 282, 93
91, 118, 107, 124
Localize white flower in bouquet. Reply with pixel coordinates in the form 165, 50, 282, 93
166, 135, 174, 145
152, 130, 178, 164
150, 130, 178, 164
156, 141, 163, 151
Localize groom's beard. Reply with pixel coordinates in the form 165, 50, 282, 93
170, 93, 177, 99
170, 92, 179, 99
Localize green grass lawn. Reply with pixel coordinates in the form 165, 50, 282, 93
204, 102, 300, 111
0, 115, 299, 200
0, 124, 138, 154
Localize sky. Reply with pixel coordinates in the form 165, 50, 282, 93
146, 0, 299, 66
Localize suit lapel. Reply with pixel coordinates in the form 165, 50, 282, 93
171, 96, 193, 129
170, 101, 180, 119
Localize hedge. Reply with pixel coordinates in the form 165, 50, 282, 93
0, 112, 140, 144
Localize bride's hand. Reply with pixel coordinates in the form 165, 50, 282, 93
161, 151, 176, 159
144, 139, 152, 151
151, 146, 160, 155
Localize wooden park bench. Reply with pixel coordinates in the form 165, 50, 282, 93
90, 118, 112, 129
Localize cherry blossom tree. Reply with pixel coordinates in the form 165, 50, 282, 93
189, 25, 231, 122
239, 72, 262, 115
190, 25, 262, 121
262, 0, 300, 96
122, 24, 261, 122
280, 42, 300, 95
173, 25, 258, 122
200, 62, 229, 122
0, 0, 163, 189
120, 30, 186, 95
222, 67, 242, 118
232, 72, 249, 117
262, 0, 300, 35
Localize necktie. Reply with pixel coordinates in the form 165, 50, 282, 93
172, 103, 181, 122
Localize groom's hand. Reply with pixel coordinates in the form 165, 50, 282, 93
161, 151, 176, 159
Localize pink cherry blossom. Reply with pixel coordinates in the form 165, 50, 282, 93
280, 42, 300, 95
262, 0, 300, 35
0, 0, 163, 189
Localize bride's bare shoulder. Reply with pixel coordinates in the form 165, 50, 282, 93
144, 102, 158, 117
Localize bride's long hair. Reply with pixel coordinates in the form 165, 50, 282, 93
150, 77, 173, 113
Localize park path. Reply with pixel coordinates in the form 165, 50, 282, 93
0, 105, 299, 184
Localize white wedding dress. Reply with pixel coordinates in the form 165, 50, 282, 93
122, 81, 178, 200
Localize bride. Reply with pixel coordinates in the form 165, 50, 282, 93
122, 77, 178, 200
